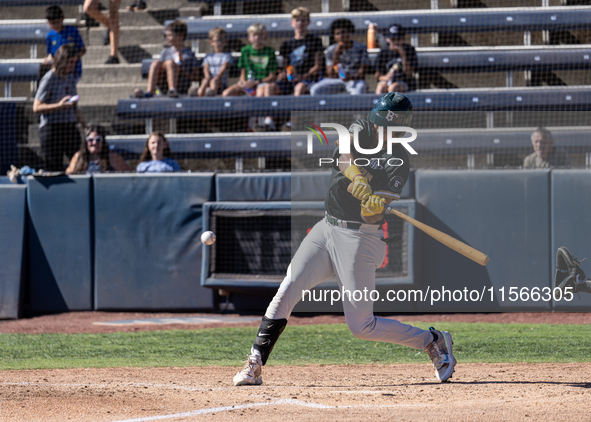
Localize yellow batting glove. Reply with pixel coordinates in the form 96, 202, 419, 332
344, 165, 372, 201
350, 176, 372, 202
361, 195, 386, 217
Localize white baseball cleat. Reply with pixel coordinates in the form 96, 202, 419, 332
233, 355, 263, 386
425, 327, 456, 382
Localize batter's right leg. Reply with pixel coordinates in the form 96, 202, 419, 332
234, 219, 335, 386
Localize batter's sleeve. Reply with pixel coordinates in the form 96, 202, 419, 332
372, 160, 410, 201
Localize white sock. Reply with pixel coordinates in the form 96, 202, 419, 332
250, 347, 262, 360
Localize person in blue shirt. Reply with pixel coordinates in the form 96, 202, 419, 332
136, 132, 181, 173
44, 5, 86, 83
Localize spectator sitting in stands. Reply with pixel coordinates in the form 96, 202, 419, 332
83, 0, 121, 64
375, 24, 417, 94
126, 0, 146, 11
196, 27, 232, 97
222, 23, 277, 97
134, 20, 201, 98
136, 132, 181, 173
310, 19, 369, 96
66, 125, 130, 173
265, 7, 323, 97
43, 5, 86, 83
523, 127, 570, 169
33, 45, 87, 172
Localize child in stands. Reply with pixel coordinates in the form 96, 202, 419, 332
222, 23, 277, 97
134, 20, 201, 98
197, 27, 233, 97
265, 7, 323, 96
310, 18, 369, 96
44, 5, 86, 83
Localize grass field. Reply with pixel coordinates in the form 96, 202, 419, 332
0, 322, 590, 370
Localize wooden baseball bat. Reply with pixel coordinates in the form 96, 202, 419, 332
347, 184, 489, 266
386, 206, 489, 266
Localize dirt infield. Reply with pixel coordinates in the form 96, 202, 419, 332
1, 364, 590, 421
1, 312, 591, 421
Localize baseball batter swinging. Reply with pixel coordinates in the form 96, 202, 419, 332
233, 92, 456, 386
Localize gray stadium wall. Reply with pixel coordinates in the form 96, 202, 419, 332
215, 171, 414, 202
93, 174, 216, 311
414, 169, 552, 312
27, 175, 93, 313
0, 171, 590, 315
0, 185, 26, 319
551, 170, 591, 311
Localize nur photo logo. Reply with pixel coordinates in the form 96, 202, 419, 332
304, 123, 417, 156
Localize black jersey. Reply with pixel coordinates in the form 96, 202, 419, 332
324, 118, 410, 223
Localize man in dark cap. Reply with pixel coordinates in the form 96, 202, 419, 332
375, 24, 418, 94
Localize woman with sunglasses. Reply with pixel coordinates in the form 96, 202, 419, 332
66, 125, 130, 173
33, 44, 87, 172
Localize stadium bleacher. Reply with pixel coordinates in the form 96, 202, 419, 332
0, 19, 77, 46
0, 0, 83, 5
140, 45, 591, 88
2, 0, 591, 166
117, 87, 591, 120
106, 128, 591, 170
0, 60, 40, 97
176, 6, 591, 44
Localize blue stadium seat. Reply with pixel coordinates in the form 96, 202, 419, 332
414, 47, 591, 73
108, 132, 292, 156
117, 87, 591, 122
0, 19, 77, 45
0, 60, 40, 97
0, 61, 40, 81
173, 6, 591, 40
106, 128, 590, 171
0, 0, 83, 4
141, 47, 591, 84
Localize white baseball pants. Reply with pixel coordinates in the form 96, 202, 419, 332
264, 217, 433, 350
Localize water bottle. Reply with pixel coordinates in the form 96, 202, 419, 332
367, 23, 377, 49
388, 63, 402, 84
286, 65, 295, 82
243, 69, 256, 96
173, 50, 182, 65
334, 63, 347, 80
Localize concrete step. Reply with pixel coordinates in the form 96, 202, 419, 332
79, 64, 143, 84
78, 104, 119, 124
0, 5, 80, 20
0, 44, 43, 60
87, 26, 164, 47
0, 81, 34, 98
84, 44, 163, 64
77, 82, 139, 106
178, 7, 212, 17
117, 10, 162, 26
138, 0, 194, 9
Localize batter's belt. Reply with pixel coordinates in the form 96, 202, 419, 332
325, 212, 382, 231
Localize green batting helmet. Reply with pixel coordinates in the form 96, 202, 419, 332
367, 92, 413, 128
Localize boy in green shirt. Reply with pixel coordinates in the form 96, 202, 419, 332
222, 23, 277, 97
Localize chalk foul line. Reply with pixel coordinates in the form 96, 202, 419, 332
107, 399, 429, 422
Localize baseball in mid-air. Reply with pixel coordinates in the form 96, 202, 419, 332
201, 231, 216, 245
